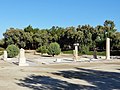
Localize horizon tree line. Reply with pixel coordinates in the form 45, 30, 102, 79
0, 20, 120, 53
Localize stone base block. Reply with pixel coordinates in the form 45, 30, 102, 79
106, 57, 110, 60
19, 63, 29, 66
55, 59, 62, 62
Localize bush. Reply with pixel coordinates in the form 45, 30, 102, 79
0, 51, 3, 56
111, 50, 120, 56
0, 47, 4, 56
6, 45, 19, 58
36, 45, 48, 54
0, 47, 4, 51
47, 42, 61, 57
80, 45, 89, 54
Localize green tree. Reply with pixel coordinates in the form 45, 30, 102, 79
3, 28, 22, 48
24, 32, 33, 49
112, 32, 120, 49
104, 20, 116, 38
24, 25, 34, 32
93, 25, 105, 50
33, 30, 49, 49
62, 26, 76, 50
2, 20, 120, 55
77, 25, 92, 52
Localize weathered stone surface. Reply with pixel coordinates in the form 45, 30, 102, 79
106, 38, 110, 60
73, 43, 79, 61
55, 59, 62, 62
19, 48, 29, 66
3, 50, 7, 60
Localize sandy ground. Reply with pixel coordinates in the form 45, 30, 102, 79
0, 53, 120, 90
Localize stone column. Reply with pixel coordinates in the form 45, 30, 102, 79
3, 50, 7, 60
106, 38, 110, 59
73, 50, 76, 61
73, 43, 79, 61
19, 48, 29, 66
75, 45, 78, 60
93, 48, 97, 59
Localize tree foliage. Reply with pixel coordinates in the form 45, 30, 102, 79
47, 42, 61, 56
6, 45, 19, 58
1, 20, 120, 54
36, 45, 48, 54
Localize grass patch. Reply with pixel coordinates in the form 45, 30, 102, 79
85, 51, 106, 56
62, 50, 73, 54
62, 50, 106, 56
62, 50, 120, 56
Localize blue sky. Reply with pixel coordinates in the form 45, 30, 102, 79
0, 0, 120, 38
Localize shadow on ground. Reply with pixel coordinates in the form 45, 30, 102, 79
16, 75, 95, 90
52, 68, 120, 90
41, 55, 52, 57
16, 68, 120, 90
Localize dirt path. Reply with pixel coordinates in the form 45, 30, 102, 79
0, 58, 120, 90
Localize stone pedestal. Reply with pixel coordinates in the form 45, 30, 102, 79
106, 38, 110, 60
19, 48, 29, 66
55, 59, 62, 62
3, 50, 7, 60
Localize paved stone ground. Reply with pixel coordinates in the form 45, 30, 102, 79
0, 53, 120, 90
